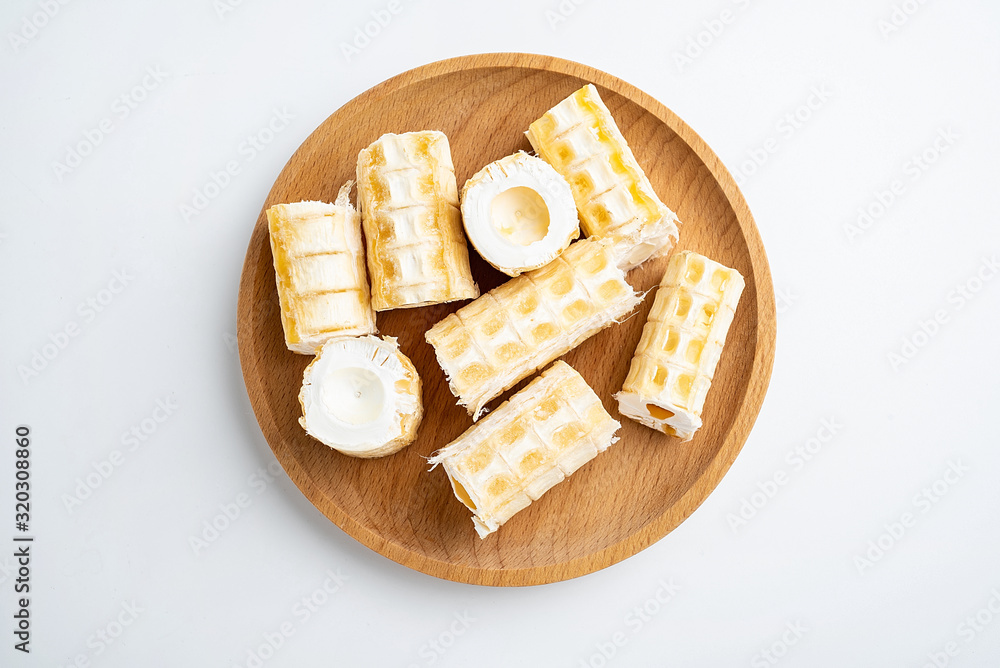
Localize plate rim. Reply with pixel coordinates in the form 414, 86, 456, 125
237, 52, 776, 586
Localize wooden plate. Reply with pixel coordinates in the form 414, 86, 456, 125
237, 53, 775, 586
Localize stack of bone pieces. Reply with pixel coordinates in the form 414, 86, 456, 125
266, 84, 745, 538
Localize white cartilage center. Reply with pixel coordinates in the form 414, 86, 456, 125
299, 336, 423, 458
461, 151, 580, 277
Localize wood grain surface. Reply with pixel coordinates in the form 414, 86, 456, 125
236, 53, 776, 586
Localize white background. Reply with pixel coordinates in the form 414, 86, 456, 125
2, 0, 999, 666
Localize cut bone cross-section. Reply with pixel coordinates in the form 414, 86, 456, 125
299, 335, 423, 458
461, 151, 580, 276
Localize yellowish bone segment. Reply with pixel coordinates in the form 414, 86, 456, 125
356, 131, 479, 311
614, 251, 744, 441
526, 84, 681, 270
425, 239, 640, 420
266, 184, 376, 354
430, 361, 620, 538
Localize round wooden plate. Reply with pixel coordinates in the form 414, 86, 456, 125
237, 53, 775, 586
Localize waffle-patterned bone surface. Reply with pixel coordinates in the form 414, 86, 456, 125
615, 251, 744, 440
429, 361, 620, 538
266, 184, 376, 354
356, 131, 479, 310
526, 84, 680, 271
425, 239, 641, 420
